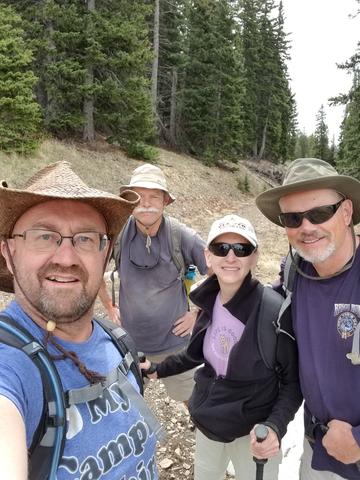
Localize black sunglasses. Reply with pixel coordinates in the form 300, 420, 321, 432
208, 242, 256, 258
278, 199, 345, 229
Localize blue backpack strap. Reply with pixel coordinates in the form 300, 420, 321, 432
0, 315, 66, 480
65, 318, 165, 443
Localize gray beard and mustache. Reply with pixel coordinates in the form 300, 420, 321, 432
296, 231, 336, 264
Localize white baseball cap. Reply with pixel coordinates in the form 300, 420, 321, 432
207, 214, 258, 247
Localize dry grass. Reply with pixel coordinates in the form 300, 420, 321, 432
0, 137, 286, 285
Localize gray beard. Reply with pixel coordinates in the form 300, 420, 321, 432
297, 241, 336, 264
37, 287, 95, 324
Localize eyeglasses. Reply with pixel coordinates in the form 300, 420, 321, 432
278, 199, 345, 229
208, 242, 256, 258
11, 229, 110, 253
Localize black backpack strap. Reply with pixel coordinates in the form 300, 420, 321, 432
0, 315, 66, 480
110, 218, 131, 307
165, 216, 186, 280
95, 317, 143, 395
274, 249, 298, 340
283, 249, 298, 294
257, 286, 285, 370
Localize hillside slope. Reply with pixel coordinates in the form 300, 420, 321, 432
0, 139, 288, 285
0, 140, 296, 479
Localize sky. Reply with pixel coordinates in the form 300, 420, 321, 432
281, 0, 360, 142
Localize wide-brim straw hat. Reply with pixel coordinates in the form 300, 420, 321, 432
0, 161, 139, 293
256, 158, 360, 227
119, 163, 175, 204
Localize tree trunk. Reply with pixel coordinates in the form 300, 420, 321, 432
42, 20, 56, 128
169, 67, 178, 146
83, 0, 95, 143
259, 115, 268, 159
151, 0, 160, 118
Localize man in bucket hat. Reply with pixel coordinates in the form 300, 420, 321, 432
0, 161, 160, 479
99, 163, 208, 404
256, 158, 360, 480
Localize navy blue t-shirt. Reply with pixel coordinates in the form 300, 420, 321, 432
293, 246, 360, 479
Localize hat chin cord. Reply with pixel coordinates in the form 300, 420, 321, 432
289, 223, 357, 281
3, 239, 112, 384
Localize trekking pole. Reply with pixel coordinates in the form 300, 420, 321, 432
253, 424, 269, 480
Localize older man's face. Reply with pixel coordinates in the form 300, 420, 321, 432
2, 199, 109, 324
131, 187, 168, 227
279, 188, 353, 267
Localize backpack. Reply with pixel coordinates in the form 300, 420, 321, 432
0, 315, 149, 480
110, 215, 187, 306
257, 284, 295, 371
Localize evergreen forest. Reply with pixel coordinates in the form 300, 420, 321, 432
0, 0, 359, 178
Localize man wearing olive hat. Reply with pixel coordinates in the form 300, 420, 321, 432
256, 158, 360, 480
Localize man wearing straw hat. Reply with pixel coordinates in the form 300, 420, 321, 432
0, 162, 160, 479
99, 163, 207, 404
256, 158, 360, 480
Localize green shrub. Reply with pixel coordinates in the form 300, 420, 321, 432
126, 142, 158, 162
237, 174, 250, 193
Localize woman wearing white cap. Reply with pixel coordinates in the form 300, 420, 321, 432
142, 214, 302, 480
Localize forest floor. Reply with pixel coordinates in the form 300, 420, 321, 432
0, 140, 304, 479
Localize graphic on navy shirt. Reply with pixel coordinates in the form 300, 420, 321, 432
335, 304, 360, 339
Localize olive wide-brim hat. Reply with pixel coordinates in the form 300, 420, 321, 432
256, 158, 360, 227
0, 161, 139, 293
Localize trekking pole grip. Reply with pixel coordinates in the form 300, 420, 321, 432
253, 424, 269, 465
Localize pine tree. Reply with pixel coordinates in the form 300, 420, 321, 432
7, 0, 154, 149
0, 3, 41, 153
294, 130, 310, 158
240, 0, 295, 161
336, 72, 360, 179
155, 0, 190, 147
178, 0, 245, 162
313, 104, 331, 161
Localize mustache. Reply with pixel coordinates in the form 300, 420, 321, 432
38, 264, 89, 283
134, 207, 161, 214
299, 230, 327, 241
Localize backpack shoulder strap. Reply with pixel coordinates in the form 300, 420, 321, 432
0, 315, 66, 480
257, 286, 284, 370
283, 249, 298, 294
165, 216, 186, 279
95, 317, 143, 395
274, 249, 299, 340
110, 217, 131, 306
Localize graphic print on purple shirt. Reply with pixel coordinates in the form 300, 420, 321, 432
203, 293, 245, 376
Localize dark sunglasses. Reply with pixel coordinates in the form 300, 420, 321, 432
278, 199, 345, 229
208, 242, 256, 258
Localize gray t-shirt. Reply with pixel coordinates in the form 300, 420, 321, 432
118, 216, 207, 355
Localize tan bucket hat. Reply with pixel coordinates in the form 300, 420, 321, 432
256, 158, 360, 226
0, 161, 139, 293
119, 163, 175, 204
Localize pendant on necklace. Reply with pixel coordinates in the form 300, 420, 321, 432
146, 234, 151, 254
